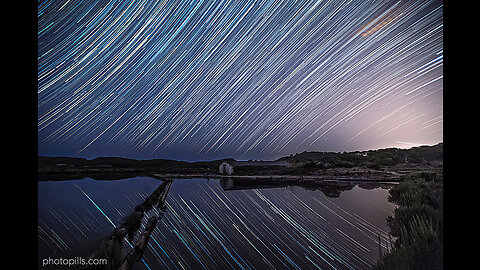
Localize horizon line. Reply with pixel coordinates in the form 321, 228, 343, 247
38, 142, 443, 163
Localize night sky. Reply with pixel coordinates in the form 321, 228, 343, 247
38, 0, 443, 161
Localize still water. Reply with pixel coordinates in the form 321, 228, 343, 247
38, 177, 396, 269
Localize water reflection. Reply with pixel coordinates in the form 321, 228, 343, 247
86, 180, 172, 270
38, 177, 396, 270
220, 177, 394, 198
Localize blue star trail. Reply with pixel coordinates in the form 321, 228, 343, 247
38, 0, 443, 161
38, 177, 397, 269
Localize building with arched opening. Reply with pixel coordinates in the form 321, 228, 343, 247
219, 162, 234, 175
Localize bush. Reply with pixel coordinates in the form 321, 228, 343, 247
333, 160, 355, 168
375, 176, 443, 270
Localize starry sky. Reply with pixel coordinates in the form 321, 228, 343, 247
38, 0, 443, 161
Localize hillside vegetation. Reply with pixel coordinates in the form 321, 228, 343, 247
374, 170, 443, 270
38, 143, 442, 178
277, 143, 443, 169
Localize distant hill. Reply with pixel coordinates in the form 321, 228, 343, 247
276, 143, 443, 169
38, 143, 442, 177
38, 156, 190, 167
38, 156, 229, 175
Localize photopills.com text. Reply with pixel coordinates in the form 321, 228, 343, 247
42, 256, 107, 267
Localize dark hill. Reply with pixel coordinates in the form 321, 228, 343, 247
38, 143, 442, 179
276, 143, 443, 169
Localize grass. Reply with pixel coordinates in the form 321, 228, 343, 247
374, 171, 443, 270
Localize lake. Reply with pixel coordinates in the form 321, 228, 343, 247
38, 177, 396, 269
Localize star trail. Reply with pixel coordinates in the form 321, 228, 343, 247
38, 0, 443, 161
38, 177, 397, 269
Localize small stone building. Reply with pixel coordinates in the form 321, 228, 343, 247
219, 162, 234, 175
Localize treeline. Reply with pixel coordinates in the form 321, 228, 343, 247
373, 171, 443, 270
38, 143, 443, 176
280, 143, 443, 169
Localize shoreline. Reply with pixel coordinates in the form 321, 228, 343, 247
151, 173, 402, 183
37, 170, 402, 183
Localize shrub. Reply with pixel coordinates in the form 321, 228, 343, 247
375, 176, 443, 270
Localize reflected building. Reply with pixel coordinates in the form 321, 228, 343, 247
219, 177, 392, 198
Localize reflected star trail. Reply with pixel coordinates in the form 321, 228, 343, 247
38, 177, 396, 269
38, 0, 443, 161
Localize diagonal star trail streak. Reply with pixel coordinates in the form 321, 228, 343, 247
38, 0, 443, 161
38, 177, 397, 269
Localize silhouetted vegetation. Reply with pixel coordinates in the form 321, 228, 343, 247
279, 143, 443, 169
38, 144, 442, 180
374, 171, 443, 270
